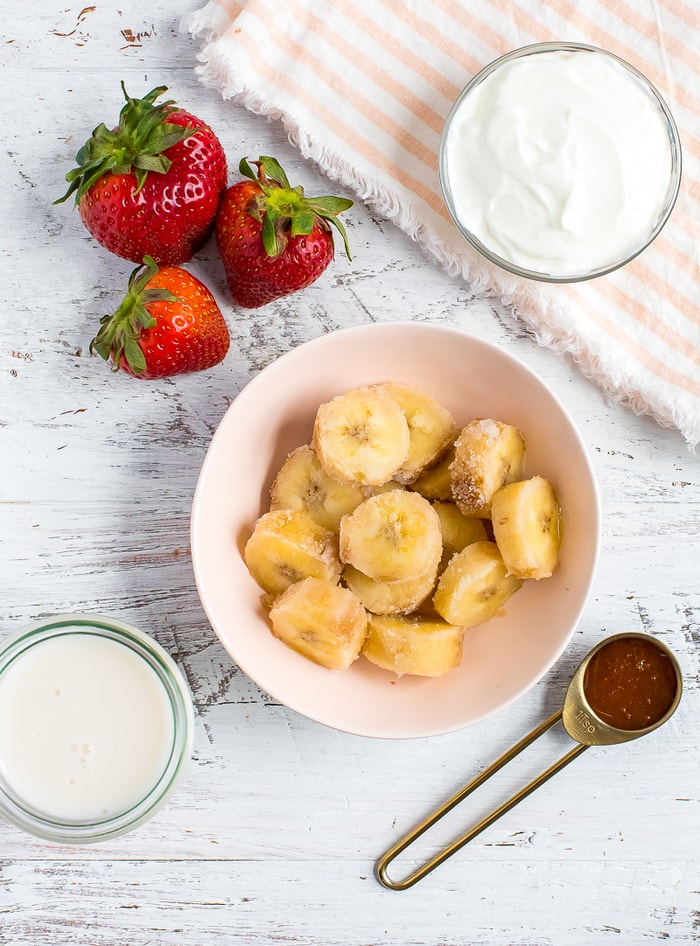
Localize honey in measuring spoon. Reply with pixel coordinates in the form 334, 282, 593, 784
583, 635, 679, 731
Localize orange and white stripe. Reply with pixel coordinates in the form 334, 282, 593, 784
184, 0, 700, 446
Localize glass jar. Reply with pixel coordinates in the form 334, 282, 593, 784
0, 613, 194, 843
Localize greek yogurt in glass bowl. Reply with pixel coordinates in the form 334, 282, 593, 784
439, 42, 682, 282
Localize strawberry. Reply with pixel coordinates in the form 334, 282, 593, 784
56, 84, 227, 265
215, 156, 353, 308
90, 256, 230, 379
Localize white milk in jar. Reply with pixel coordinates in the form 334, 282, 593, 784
0, 616, 193, 841
440, 45, 680, 279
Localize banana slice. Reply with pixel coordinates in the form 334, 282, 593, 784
365, 479, 405, 497
491, 475, 563, 579
313, 384, 410, 486
433, 540, 523, 628
269, 577, 368, 670
339, 489, 442, 583
361, 613, 464, 677
270, 444, 366, 532
244, 509, 341, 596
377, 382, 457, 484
409, 442, 456, 501
343, 563, 438, 615
433, 501, 489, 556
450, 419, 526, 517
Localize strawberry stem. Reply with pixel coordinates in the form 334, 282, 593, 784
55, 84, 196, 205
90, 256, 179, 374
239, 155, 353, 260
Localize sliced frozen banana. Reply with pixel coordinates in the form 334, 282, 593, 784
342, 563, 437, 616
409, 441, 456, 501
365, 479, 405, 497
377, 382, 457, 484
433, 540, 523, 628
361, 613, 464, 677
244, 509, 341, 596
312, 384, 410, 486
339, 488, 442, 583
491, 475, 562, 579
450, 419, 526, 517
269, 444, 366, 532
433, 501, 489, 557
269, 577, 368, 670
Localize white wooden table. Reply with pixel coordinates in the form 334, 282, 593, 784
1, 3, 698, 943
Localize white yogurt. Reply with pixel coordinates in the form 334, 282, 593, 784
0, 631, 175, 822
442, 47, 676, 277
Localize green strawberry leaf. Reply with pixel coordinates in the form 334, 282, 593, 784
123, 336, 147, 374
134, 154, 172, 176
257, 155, 291, 189
55, 84, 195, 205
90, 329, 112, 362
290, 210, 315, 237
261, 211, 281, 258
238, 155, 354, 261
238, 156, 259, 183
89, 256, 179, 374
307, 196, 354, 215
132, 301, 157, 330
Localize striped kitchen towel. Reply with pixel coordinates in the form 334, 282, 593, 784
183, 0, 700, 449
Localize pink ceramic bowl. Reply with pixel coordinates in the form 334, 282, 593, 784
190, 323, 600, 738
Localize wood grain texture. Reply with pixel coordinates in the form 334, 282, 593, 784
0, 2, 698, 944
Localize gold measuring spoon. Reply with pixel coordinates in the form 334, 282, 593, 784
376, 632, 682, 891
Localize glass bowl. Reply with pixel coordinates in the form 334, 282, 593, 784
439, 43, 682, 283
0, 613, 194, 843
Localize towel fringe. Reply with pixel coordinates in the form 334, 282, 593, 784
183, 11, 698, 451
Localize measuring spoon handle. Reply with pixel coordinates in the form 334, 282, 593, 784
376, 709, 588, 890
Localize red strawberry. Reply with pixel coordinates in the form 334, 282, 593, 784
56, 84, 227, 265
90, 257, 230, 379
215, 156, 352, 308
